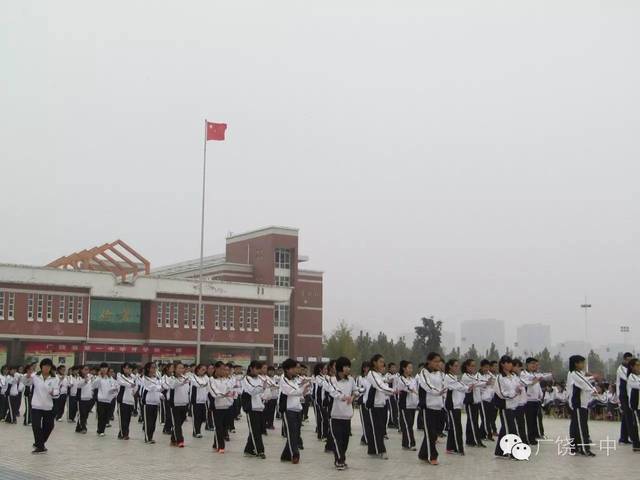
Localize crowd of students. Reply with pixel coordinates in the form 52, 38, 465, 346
1, 352, 639, 467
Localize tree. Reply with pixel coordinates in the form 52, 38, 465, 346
462, 344, 479, 361
588, 350, 605, 376
323, 321, 358, 361
485, 342, 500, 361
445, 347, 461, 362
536, 348, 552, 373
411, 316, 443, 362
550, 353, 566, 380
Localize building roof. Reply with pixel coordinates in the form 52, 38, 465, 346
225, 226, 299, 244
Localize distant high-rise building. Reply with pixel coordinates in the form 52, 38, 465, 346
441, 330, 456, 352
460, 319, 505, 355
516, 323, 551, 356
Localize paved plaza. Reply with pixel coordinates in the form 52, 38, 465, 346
0, 413, 635, 480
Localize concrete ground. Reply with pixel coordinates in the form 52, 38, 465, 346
0, 411, 635, 479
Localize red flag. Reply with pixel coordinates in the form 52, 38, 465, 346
206, 121, 227, 141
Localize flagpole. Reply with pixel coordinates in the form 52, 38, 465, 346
197, 119, 207, 363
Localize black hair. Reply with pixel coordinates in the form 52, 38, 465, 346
526, 357, 538, 364
568, 355, 585, 372
498, 355, 513, 376
213, 361, 224, 369
623, 352, 633, 359
121, 362, 132, 373
399, 360, 412, 377
480, 359, 490, 367
360, 361, 370, 376
461, 358, 474, 374
370, 354, 384, 365
335, 357, 351, 378
387, 362, 396, 368
626, 358, 638, 378
39, 358, 54, 370
426, 352, 441, 364
313, 362, 326, 376
143, 362, 155, 377
56, 365, 66, 373
99, 362, 109, 369
281, 358, 298, 373
445, 358, 458, 374
489, 360, 498, 366
513, 358, 523, 368
246, 360, 264, 376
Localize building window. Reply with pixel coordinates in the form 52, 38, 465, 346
36, 294, 43, 322
0, 291, 4, 320
252, 307, 259, 331
165, 302, 171, 327
199, 305, 204, 329
157, 302, 163, 327
274, 304, 289, 327
67, 296, 74, 323
184, 304, 190, 328
275, 248, 291, 269
273, 333, 289, 357
221, 305, 227, 330
46, 296, 53, 322
173, 302, 179, 328
76, 297, 83, 323
59, 296, 65, 322
27, 294, 34, 321
191, 304, 197, 329
229, 306, 235, 330
239, 307, 244, 330
214, 305, 220, 329
8, 293, 15, 320
275, 276, 290, 287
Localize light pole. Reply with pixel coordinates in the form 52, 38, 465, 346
620, 325, 630, 349
580, 297, 591, 371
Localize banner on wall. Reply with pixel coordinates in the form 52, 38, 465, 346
90, 299, 142, 332
24, 344, 75, 367
209, 351, 252, 368
24, 343, 196, 356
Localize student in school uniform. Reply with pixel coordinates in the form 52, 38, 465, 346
54, 365, 68, 422
66, 367, 78, 423
190, 364, 209, 438
312, 363, 327, 441
325, 357, 359, 470
241, 360, 267, 459
364, 354, 395, 459
617, 352, 634, 444
323, 359, 337, 453
116, 362, 137, 440
167, 361, 191, 448
417, 352, 446, 465
205, 363, 216, 432
161, 363, 175, 435
0, 366, 8, 421
94, 363, 118, 437
521, 357, 552, 444
493, 355, 521, 457
300, 364, 312, 422
74, 365, 93, 434
4, 366, 20, 423
443, 359, 468, 455
567, 354, 598, 457
460, 359, 485, 448
625, 358, 640, 451
478, 360, 496, 441
263, 365, 279, 431
396, 360, 418, 451
355, 361, 370, 446
279, 358, 311, 464
21, 364, 34, 426
385, 362, 400, 430
210, 361, 235, 453
141, 362, 163, 444
511, 359, 530, 444
23, 358, 59, 454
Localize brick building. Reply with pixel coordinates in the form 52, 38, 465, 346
0, 226, 323, 367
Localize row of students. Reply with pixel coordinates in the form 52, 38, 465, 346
7, 353, 640, 464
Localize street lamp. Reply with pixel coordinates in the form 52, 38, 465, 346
580, 297, 591, 371
621, 325, 631, 349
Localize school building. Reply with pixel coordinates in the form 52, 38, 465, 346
0, 227, 323, 368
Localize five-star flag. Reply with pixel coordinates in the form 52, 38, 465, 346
206, 121, 227, 141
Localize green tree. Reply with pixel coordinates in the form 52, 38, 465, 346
445, 347, 461, 362
588, 350, 605, 376
323, 321, 358, 361
411, 316, 443, 362
536, 348, 552, 373
485, 342, 500, 361
550, 353, 566, 380
462, 343, 479, 361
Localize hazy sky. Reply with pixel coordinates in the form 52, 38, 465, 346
1, 1, 638, 348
